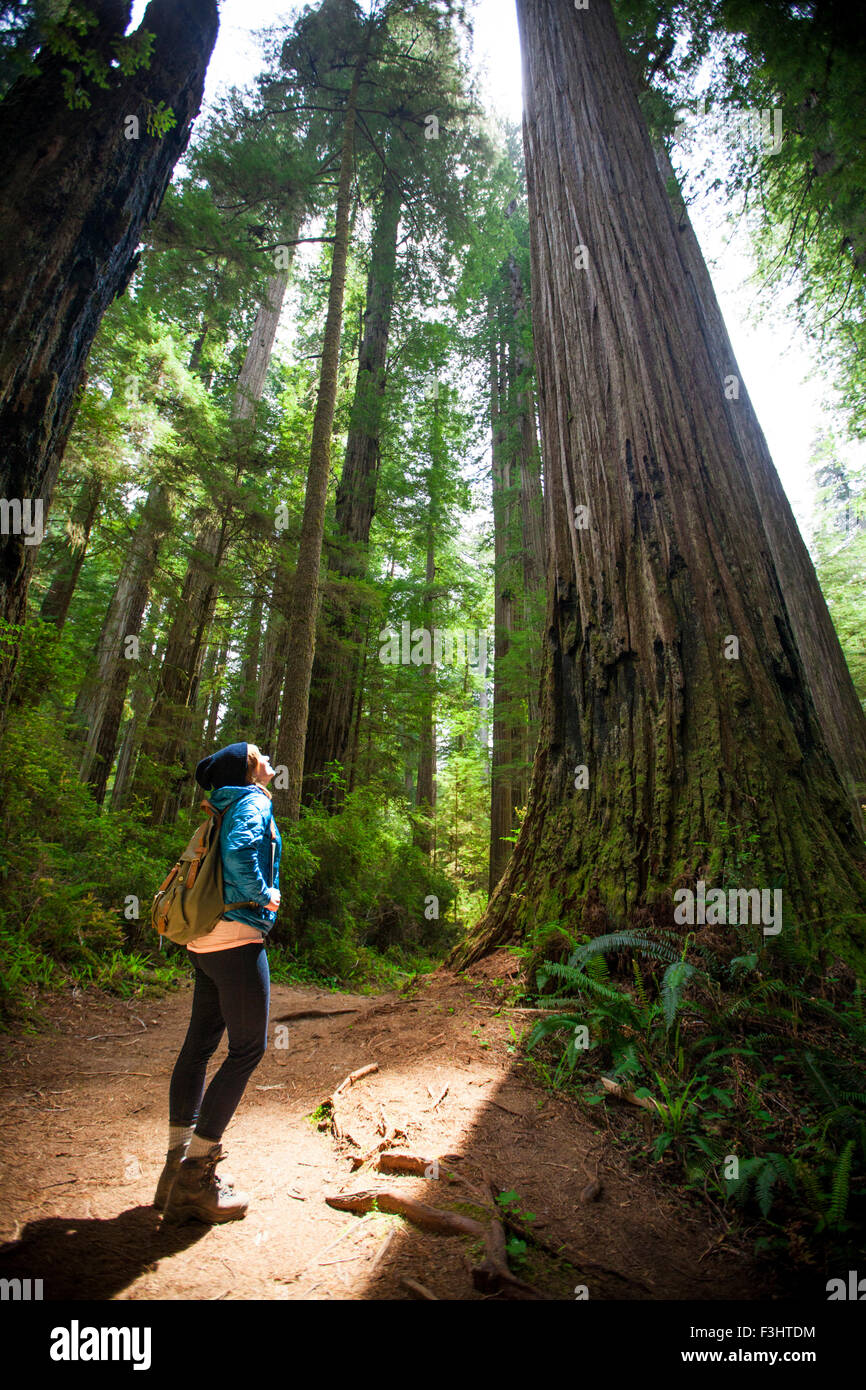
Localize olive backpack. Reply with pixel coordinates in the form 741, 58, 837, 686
152, 798, 276, 946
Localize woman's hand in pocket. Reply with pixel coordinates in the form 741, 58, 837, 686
266, 890, 281, 912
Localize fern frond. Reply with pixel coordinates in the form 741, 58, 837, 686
569, 932, 680, 968
802, 1050, 839, 1109
632, 958, 651, 1012
828, 1140, 855, 1226
661, 960, 695, 1031
540, 960, 629, 1005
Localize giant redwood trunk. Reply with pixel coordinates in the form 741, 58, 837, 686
489, 306, 522, 892
506, 250, 547, 737
452, 0, 866, 971
303, 172, 402, 803
650, 140, 866, 822
0, 0, 219, 737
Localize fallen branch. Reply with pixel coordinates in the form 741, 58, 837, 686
401, 1277, 438, 1300
333, 1063, 379, 1098
376, 1152, 461, 1179
325, 1189, 486, 1238
83, 1025, 147, 1042
600, 1076, 667, 1118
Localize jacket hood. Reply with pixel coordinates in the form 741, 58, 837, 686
207, 784, 270, 813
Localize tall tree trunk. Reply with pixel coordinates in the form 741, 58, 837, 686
506, 249, 547, 738
186, 636, 228, 809
413, 509, 437, 858
78, 482, 170, 802
110, 715, 138, 813
39, 474, 103, 630
275, 48, 369, 822
233, 269, 292, 423
489, 305, 519, 892
346, 617, 370, 795
256, 556, 292, 751
132, 516, 222, 821
651, 137, 866, 821
303, 171, 402, 804
110, 620, 165, 812
133, 255, 295, 818
233, 585, 264, 730
0, 0, 219, 736
452, 0, 866, 971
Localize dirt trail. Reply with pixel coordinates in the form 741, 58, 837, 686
0, 952, 773, 1300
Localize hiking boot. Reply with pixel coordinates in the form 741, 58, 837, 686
162, 1147, 249, 1225
155, 1146, 237, 1210
154, 1143, 186, 1211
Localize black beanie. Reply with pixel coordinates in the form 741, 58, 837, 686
195, 741, 249, 790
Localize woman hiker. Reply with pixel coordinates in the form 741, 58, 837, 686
155, 740, 282, 1223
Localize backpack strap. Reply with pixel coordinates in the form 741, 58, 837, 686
267, 807, 277, 890
187, 800, 220, 890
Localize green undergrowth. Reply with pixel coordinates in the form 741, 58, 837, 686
0, 704, 459, 1030
510, 917, 866, 1274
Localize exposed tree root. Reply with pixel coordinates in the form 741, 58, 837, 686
401, 1277, 438, 1300
325, 1188, 485, 1237
317, 1062, 379, 1140
324, 1184, 545, 1299
487, 1177, 653, 1295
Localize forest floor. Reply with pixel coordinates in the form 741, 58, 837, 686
0, 949, 793, 1301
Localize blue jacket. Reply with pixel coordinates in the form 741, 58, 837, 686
208, 785, 282, 935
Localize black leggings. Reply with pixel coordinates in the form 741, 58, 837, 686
168, 942, 269, 1142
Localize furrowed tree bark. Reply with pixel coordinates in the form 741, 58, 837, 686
0, 0, 219, 738
651, 138, 866, 823
274, 48, 368, 822
506, 250, 547, 738
451, 0, 866, 971
489, 303, 520, 892
302, 171, 402, 805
